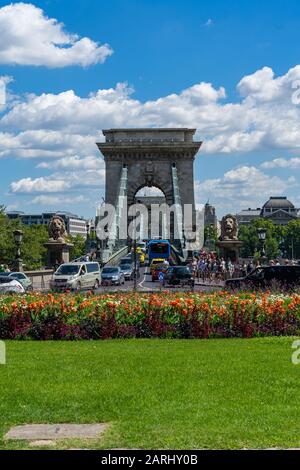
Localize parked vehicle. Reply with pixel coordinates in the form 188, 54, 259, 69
225, 265, 300, 290
163, 266, 195, 287
0, 275, 25, 294
1, 272, 33, 291
50, 262, 101, 291
101, 266, 125, 286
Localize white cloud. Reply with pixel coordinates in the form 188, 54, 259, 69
2, 64, 300, 158
10, 177, 71, 194
0, 75, 13, 110
37, 155, 102, 170
203, 18, 213, 27
195, 166, 294, 214
0, 3, 113, 67
0, 130, 96, 159
261, 157, 300, 169
3, 64, 300, 214
30, 195, 87, 205
10, 169, 105, 194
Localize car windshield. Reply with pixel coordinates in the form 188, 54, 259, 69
153, 264, 165, 269
102, 268, 118, 274
174, 267, 190, 274
55, 265, 80, 275
248, 268, 264, 280
120, 265, 131, 270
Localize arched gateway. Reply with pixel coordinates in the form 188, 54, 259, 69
97, 128, 202, 253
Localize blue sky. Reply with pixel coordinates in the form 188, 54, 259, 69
1, 0, 300, 218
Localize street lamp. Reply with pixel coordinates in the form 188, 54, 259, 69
86, 221, 90, 239
257, 227, 267, 265
13, 229, 23, 272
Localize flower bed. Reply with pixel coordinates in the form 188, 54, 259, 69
0, 291, 300, 340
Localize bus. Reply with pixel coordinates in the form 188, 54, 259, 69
147, 239, 171, 264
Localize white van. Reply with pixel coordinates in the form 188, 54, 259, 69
50, 262, 101, 292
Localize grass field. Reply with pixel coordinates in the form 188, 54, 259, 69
0, 338, 300, 449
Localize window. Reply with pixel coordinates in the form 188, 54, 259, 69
248, 268, 264, 280
87, 263, 99, 273
56, 265, 80, 275
11, 273, 25, 280
102, 267, 119, 274
150, 243, 169, 254
80, 266, 87, 275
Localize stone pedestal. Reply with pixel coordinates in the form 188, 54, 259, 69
44, 242, 73, 269
216, 240, 243, 262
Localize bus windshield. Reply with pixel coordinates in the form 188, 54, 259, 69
150, 243, 169, 254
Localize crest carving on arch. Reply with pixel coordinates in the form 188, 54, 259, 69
144, 161, 155, 187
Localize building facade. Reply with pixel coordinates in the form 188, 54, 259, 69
236, 208, 261, 226
236, 197, 299, 226
204, 202, 218, 228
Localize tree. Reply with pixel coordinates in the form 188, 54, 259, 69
0, 207, 48, 270
21, 224, 48, 270
282, 220, 300, 259
69, 234, 86, 260
239, 218, 280, 260
0, 205, 17, 265
204, 225, 218, 250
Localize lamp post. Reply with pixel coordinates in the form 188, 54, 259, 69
257, 227, 267, 265
13, 229, 23, 272
86, 221, 90, 239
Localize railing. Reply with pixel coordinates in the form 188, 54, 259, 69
103, 246, 129, 267
24, 269, 53, 291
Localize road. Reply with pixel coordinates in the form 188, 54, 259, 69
29, 266, 224, 293
96, 266, 223, 293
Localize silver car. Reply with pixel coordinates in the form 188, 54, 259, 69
1, 272, 33, 291
120, 263, 134, 280
101, 266, 125, 286
0, 275, 25, 294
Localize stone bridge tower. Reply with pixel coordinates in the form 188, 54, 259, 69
97, 128, 202, 247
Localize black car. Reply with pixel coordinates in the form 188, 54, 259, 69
225, 265, 300, 290
163, 266, 195, 287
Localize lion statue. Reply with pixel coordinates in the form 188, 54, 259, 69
220, 214, 238, 241
48, 215, 68, 243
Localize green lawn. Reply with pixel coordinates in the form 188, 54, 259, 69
0, 338, 300, 449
